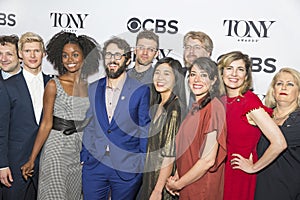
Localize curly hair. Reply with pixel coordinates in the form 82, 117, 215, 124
46, 31, 101, 76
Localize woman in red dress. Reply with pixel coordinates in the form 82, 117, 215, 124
217, 51, 287, 200
166, 57, 227, 199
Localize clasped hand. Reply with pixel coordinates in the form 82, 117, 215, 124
21, 161, 35, 181
165, 175, 180, 196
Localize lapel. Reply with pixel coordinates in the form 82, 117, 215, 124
15, 72, 37, 124
95, 76, 133, 129
19, 71, 50, 125
19, 71, 34, 105
42, 73, 51, 86
95, 78, 110, 130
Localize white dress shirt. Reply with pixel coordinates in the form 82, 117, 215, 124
23, 69, 44, 124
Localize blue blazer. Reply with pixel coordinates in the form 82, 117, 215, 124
0, 71, 51, 180
81, 76, 150, 180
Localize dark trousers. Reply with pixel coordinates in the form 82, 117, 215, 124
2, 177, 37, 200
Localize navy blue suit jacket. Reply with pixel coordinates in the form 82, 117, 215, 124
0, 71, 51, 185
81, 76, 150, 180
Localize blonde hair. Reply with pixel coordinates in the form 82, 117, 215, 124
183, 31, 213, 55
265, 67, 300, 108
18, 32, 45, 52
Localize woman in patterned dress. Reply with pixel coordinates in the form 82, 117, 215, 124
21, 31, 101, 200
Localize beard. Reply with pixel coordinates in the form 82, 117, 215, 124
105, 60, 127, 79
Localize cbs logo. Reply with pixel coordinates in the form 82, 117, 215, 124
0, 13, 16, 26
127, 17, 178, 34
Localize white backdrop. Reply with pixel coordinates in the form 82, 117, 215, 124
1, 0, 300, 98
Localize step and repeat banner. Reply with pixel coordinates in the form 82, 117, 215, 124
1, 0, 300, 98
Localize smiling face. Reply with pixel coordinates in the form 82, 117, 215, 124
0, 42, 20, 74
104, 43, 128, 79
273, 72, 299, 106
189, 64, 216, 101
222, 59, 247, 97
62, 43, 84, 73
153, 63, 175, 96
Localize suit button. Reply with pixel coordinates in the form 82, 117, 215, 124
107, 129, 112, 134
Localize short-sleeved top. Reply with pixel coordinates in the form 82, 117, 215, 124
176, 97, 227, 200
222, 90, 272, 200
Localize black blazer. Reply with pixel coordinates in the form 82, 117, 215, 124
0, 70, 51, 183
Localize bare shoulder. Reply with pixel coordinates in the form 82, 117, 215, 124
45, 79, 57, 95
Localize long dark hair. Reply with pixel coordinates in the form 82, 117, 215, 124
150, 57, 186, 113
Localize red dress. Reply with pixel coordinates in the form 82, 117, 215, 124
176, 97, 227, 200
222, 90, 271, 200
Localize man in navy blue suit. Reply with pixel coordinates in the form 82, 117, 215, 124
0, 32, 51, 200
0, 34, 22, 200
81, 37, 150, 200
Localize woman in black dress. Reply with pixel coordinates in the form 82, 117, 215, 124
255, 67, 300, 200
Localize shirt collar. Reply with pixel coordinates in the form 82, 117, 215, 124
106, 73, 127, 90
1, 68, 22, 80
23, 68, 43, 83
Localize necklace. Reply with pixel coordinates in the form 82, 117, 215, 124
226, 96, 240, 104
273, 107, 296, 122
273, 113, 290, 121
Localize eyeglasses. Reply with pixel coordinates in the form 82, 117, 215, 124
183, 45, 205, 52
136, 45, 157, 53
104, 52, 125, 60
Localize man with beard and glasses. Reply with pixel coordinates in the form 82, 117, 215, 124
81, 37, 151, 200
127, 30, 159, 85
182, 31, 213, 109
